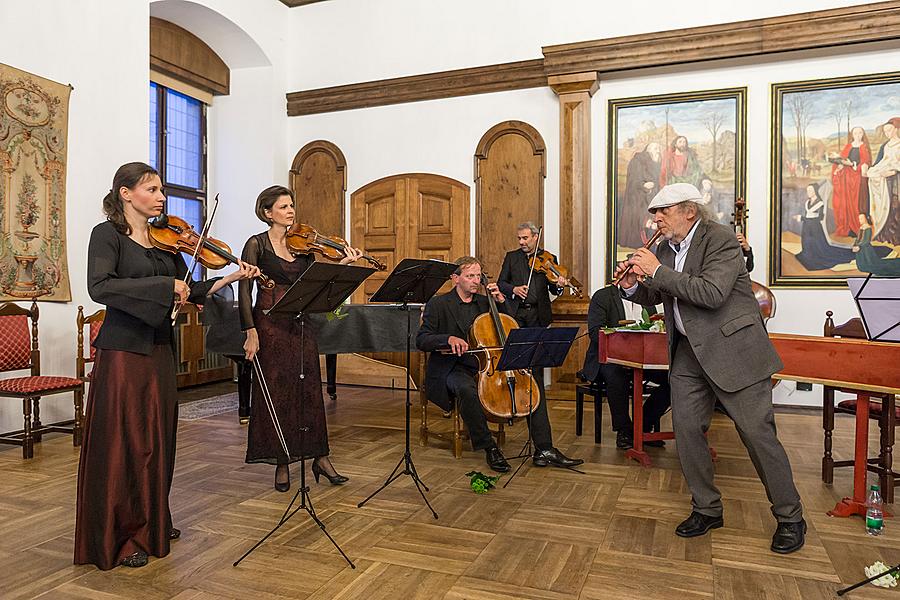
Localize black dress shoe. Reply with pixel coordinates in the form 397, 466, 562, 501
771, 519, 806, 554
274, 464, 290, 492
120, 551, 148, 568
485, 447, 510, 473
533, 447, 584, 468
616, 430, 633, 449
675, 511, 724, 538
169, 528, 181, 540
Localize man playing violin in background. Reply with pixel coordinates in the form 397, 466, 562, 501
497, 222, 568, 427
417, 257, 583, 473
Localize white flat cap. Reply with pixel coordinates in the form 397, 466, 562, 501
647, 183, 709, 212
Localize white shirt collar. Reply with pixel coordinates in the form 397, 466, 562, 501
668, 219, 701, 253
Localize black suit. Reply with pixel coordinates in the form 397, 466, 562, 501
417, 290, 553, 451
497, 248, 562, 328
582, 285, 670, 433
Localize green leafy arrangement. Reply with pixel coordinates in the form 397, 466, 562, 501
602, 308, 665, 334
325, 306, 349, 321
465, 471, 501, 494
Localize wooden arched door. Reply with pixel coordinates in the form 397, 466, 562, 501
289, 140, 346, 237
350, 173, 470, 302
474, 121, 546, 277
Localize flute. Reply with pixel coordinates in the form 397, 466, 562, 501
612, 229, 664, 286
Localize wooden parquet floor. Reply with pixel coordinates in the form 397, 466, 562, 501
2, 387, 900, 599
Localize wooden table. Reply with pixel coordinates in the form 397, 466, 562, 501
598, 330, 672, 467
599, 329, 900, 518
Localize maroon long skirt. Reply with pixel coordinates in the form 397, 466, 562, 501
74, 345, 177, 570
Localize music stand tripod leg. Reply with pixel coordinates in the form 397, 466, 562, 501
357, 301, 438, 518
234, 317, 355, 569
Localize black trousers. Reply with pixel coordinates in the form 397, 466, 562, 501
446, 365, 553, 451
596, 363, 670, 433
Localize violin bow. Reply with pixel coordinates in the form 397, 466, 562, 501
170, 193, 220, 324
522, 225, 543, 299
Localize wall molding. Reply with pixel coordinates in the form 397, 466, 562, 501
286, 59, 546, 116
285, 1, 900, 117
542, 0, 900, 75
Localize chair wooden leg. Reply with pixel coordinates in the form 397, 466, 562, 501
22, 397, 33, 459
593, 392, 602, 445
882, 395, 896, 504
452, 406, 463, 459
823, 387, 835, 484
73, 386, 84, 447
575, 388, 584, 436
31, 397, 42, 443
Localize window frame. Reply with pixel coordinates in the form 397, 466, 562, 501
150, 81, 209, 278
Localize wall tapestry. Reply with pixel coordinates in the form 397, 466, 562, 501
0, 63, 72, 301
771, 71, 900, 287
607, 88, 746, 281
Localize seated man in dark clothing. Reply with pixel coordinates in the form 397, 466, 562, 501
417, 256, 583, 473
581, 285, 671, 449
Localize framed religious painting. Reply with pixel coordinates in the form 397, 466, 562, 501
607, 88, 746, 282
770, 71, 900, 287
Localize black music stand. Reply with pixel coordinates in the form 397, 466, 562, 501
357, 258, 457, 518
495, 326, 581, 486
848, 275, 900, 343
234, 261, 374, 569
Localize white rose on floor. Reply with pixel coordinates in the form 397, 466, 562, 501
864, 561, 898, 588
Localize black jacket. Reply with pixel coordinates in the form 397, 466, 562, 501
416, 290, 509, 411
496, 249, 561, 327
581, 286, 626, 382
88, 221, 217, 355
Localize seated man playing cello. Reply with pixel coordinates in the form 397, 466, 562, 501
416, 256, 583, 473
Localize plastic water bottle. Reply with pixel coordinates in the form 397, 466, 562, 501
866, 484, 884, 536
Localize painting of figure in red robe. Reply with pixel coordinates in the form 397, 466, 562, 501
772, 72, 900, 287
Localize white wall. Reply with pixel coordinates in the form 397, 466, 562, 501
287, 0, 876, 90
0, 0, 149, 432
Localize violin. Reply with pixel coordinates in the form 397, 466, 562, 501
285, 222, 386, 271
731, 197, 776, 321
469, 273, 541, 423
148, 214, 275, 289
529, 250, 583, 298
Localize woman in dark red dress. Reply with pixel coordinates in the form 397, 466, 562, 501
831, 126, 872, 237
240, 186, 361, 491
75, 162, 257, 570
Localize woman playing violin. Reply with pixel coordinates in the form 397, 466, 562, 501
75, 162, 258, 570
240, 185, 362, 491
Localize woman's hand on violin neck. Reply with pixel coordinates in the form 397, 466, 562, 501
174, 279, 190, 303
339, 245, 363, 265
512, 284, 528, 300
447, 335, 469, 356
223, 260, 261, 284
243, 328, 259, 360
557, 276, 569, 288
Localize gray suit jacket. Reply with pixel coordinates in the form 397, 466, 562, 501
628, 219, 782, 393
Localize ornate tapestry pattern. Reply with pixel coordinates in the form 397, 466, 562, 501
0, 63, 72, 301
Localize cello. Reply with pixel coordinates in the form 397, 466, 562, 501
731, 197, 777, 322
469, 273, 541, 424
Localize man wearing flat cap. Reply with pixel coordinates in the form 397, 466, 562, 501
613, 183, 805, 554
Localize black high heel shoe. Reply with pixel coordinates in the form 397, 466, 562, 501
312, 460, 349, 485
274, 464, 290, 492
